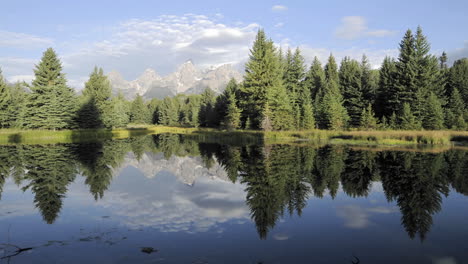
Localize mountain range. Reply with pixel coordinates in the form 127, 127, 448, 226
107, 60, 243, 100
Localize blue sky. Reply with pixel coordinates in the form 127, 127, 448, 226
1, 0, 467, 88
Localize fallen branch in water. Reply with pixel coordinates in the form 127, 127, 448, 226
0, 243, 34, 260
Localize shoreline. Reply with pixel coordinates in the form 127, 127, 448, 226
1, 126, 468, 146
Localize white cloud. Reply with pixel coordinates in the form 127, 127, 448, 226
60, 14, 259, 87
0, 30, 53, 48
336, 204, 398, 229
298, 44, 398, 69
272, 5, 288, 12
274, 22, 285, 28
8, 75, 34, 83
335, 16, 396, 40
447, 41, 468, 65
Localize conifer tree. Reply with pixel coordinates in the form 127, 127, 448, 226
392, 30, 418, 113
301, 99, 315, 129
423, 92, 445, 130
240, 29, 292, 130
217, 79, 241, 130
158, 97, 179, 126
448, 58, 468, 104
23, 48, 77, 129
316, 54, 349, 129
446, 88, 466, 129
198, 88, 216, 127
340, 57, 364, 127
0, 69, 11, 128
130, 94, 149, 124
360, 55, 377, 106
400, 103, 421, 130
360, 104, 378, 130
102, 92, 130, 128
304, 56, 326, 101
376, 57, 397, 117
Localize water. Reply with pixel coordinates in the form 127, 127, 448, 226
0, 134, 467, 263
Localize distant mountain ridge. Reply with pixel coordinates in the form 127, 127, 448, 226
107, 60, 243, 100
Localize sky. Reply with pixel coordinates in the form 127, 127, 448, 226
0, 0, 467, 89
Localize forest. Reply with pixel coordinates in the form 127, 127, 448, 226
0, 26, 467, 131
0, 135, 467, 240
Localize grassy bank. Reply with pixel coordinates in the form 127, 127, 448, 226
1, 126, 468, 146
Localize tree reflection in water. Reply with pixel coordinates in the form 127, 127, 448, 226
0, 134, 467, 240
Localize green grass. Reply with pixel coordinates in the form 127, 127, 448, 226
1, 126, 468, 146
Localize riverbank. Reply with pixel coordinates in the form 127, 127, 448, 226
1, 126, 468, 146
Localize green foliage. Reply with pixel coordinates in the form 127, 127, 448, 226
240, 29, 292, 130
448, 58, 468, 104
340, 57, 364, 127
360, 104, 378, 130
0, 69, 11, 128
400, 103, 422, 130
304, 57, 326, 101
23, 48, 77, 130
445, 88, 466, 129
199, 88, 217, 127
130, 94, 150, 124
423, 92, 445, 130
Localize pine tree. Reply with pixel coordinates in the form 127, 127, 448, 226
360, 54, 377, 106
23, 48, 77, 129
102, 92, 130, 128
316, 54, 349, 129
130, 94, 149, 124
400, 103, 421, 130
340, 57, 364, 127
198, 88, 216, 127
240, 29, 292, 130
391, 30, 418, 114
301, 99, 315, 129
446, 88, 466, 129
0, 69, 11, 128
448, 58, 468, 104
360, 104, 378, 130
304, 56, 326, 101
218, 80, 241, 130
159, 97, 179, 126
423, 92, 445, 130
283, 48, 306, 129
376, 57, 397, 117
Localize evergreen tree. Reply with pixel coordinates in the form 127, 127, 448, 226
304, 56, 326, 101
199, 88, 217, 127
316, 54, 349, 129
360, 104, 378, 130
283, 48, 306, 128
376, 56, 397, 117
23, 48, 77, 129
79, 67, 112, 128
340, 57, 364, 127
400, 103, 421, 130
102, 92, 130, 128
240, 30, 293, 130
391, 30, 418, 114
0, 69, 11, 128
301, 99, 315, 129
360, 54, 377, 106
159, 97, 179, 126
423, 92, 445, 130
448, 58, 468, 104
446, 88, 466, 129
129, 94, 149, 124
217, 80, 241, 130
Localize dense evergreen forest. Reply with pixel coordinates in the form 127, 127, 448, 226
0, 27, 467, 131
1, 135, 467, 240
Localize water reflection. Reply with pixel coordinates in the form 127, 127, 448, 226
0, 134, 468, 242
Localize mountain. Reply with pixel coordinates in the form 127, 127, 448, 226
108, 60, 243, 100
117, 152, 230, 185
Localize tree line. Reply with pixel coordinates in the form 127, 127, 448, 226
0, 26, 467, 131
1, 135, 467, 240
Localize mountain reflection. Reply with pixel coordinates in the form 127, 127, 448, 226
0, 134, 468, 241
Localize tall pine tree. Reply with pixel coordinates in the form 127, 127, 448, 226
23, 48, 77, 129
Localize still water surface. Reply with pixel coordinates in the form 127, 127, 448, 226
0, 134, 467, 263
